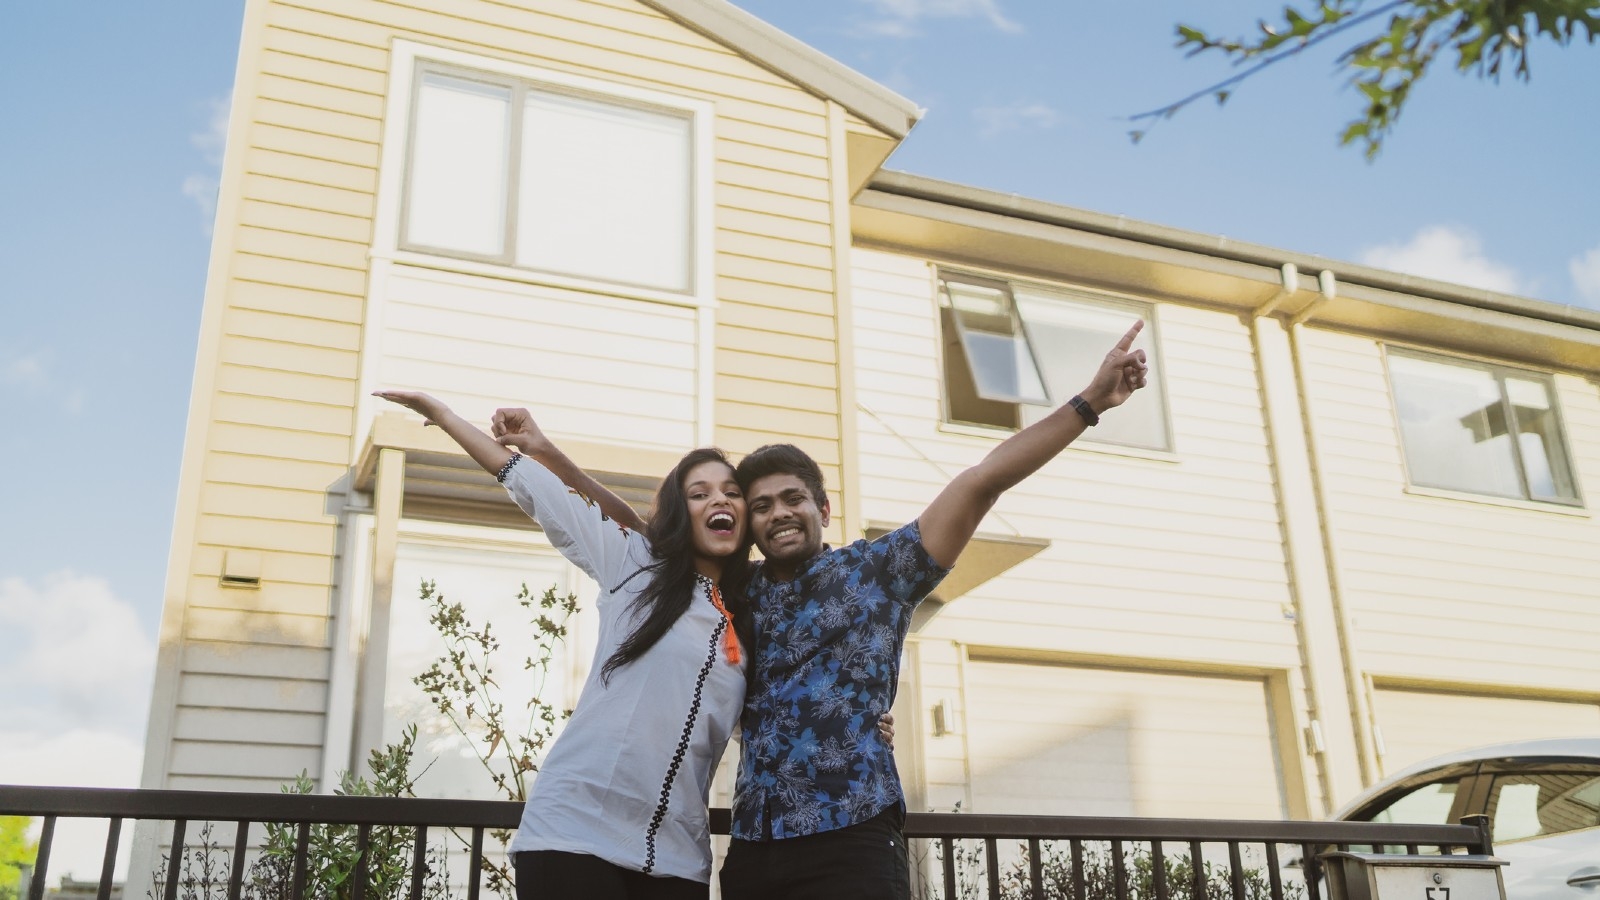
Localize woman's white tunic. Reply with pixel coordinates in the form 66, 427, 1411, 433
501, 456, 745, 884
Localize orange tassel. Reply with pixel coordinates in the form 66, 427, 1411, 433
706, 582, 741, 665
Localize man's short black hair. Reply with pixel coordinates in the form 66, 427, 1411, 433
735, 443, 827, 508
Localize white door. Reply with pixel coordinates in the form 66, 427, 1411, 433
963, 661, 1288, 819
383, 540, 572, 801
1371, 689, 1600, 775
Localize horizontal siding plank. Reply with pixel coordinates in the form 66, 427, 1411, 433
715, 323, 836, 366
253, 96, 383, 145
219, 334, 360, 379
204, 452, 349, 494
260, 47, 389, 96
240, 172, 376, 220
182, 639, 332, 678
232, 252, 371, 296
717, 253, 834, 293
248, 122, 381, 171
213, 392, 352, 437
214, 363, 357, 408
717, 206, 833, 248
224, 306, 363, 350
715, 400, 840, 441
184, 607, 333, 647
718, 348, 836, 388
715, 183, 831, 223
169, 740, 322, 778
228, 279, 366, 324
190, 549, 337, 590
174, 708, 328, 746
244, 147, 378, 197
717, 278, 834, 317
715, 299, 836, 341
206, 421, 352, 465
262, 21, 392, 71
176, 671, 328, 712
238, 197, 374, 244
716, 374, 837, 412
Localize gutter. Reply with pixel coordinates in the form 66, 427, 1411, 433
868, 170, 1600, 333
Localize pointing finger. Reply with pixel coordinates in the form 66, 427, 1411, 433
1114, 320, 1145, 353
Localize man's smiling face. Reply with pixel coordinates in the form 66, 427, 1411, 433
746, 472, 829, 580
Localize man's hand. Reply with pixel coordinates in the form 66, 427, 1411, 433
372, 389, 451, 425
1078, 321, 1149, 412
490, 407, 555, 458
878, 711, 896, 750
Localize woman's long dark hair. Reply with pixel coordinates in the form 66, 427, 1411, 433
600, 448, 753, 683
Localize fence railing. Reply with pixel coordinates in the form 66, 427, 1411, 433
0, 786, 1494, 900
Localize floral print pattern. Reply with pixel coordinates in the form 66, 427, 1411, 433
731, 521, 949, 840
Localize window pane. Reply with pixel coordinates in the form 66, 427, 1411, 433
1016, 291, 1168, 450
518, 92, 692, 291
1388, 354, 1523, 498
405, 74, 510, 256
1364, 779, 1459, 825
943, 281, 1048, 405
1504, 376, 1578, 501
1486, 772, 1600, 842
384, 542, 570, 801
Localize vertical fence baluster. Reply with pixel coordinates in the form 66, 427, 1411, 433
1152, 840, 1168, 900
164, 819, 187, 900
984, 838, 1000, 899
292, 822, 310, 900
1265, 843, 1284, 900
410, 826, 428, 900
1071, 840, 1085, 900
1228, 841, 1246, 900
942, 837, 957, 900
1302, 844, 1321, 900
28, 817, 55, 900
1406, 844, 1419, 855
1189, 840, 1206, 900
1028, 838, 1043, 900
228, 821, 251, 900
468, 827, 484, 900
1112, 840, 1129, 900
97, 817, 122, 900
353, 824, 370, 900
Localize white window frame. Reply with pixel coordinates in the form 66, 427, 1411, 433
373, 40, 717, 310
1383, 345, 1583, 507
934, 268, 1173, 452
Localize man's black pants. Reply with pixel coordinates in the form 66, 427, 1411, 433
719, 806, 910, 900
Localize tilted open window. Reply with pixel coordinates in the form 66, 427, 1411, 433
938, 272, 1169, 450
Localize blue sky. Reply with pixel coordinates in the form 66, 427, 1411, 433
2, 0, 1597, 876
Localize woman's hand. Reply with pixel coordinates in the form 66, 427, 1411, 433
373, 389, 451, 424
490, 407, 555, 458
878, 711, 896, 750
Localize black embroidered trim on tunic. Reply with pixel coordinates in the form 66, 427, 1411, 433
642, 576, 725, 875
495, 452, 523, 484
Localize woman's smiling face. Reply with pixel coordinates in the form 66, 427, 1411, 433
683, 459, 746, 562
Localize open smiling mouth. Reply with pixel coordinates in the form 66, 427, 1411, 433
768, 525, 800, 542
708, 512, 736, 535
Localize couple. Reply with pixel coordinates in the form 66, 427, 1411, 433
375, 322, 1149, 900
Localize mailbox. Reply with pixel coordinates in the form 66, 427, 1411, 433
1321, 852, 1507, 900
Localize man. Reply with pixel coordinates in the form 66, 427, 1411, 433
718, 322, 1150, 900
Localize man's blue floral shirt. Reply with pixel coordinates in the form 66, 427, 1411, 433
730, 520, 949, 840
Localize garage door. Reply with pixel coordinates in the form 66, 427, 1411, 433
964, 661, 1288, 819
1372, 688, 1600, 775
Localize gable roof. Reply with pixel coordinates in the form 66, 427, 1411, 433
637, 0, 923, 137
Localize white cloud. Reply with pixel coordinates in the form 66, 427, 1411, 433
1, 350, 49, 388
0, 574, 153, 884
1358, 225, 1521, 295
182, 96, 230, 234
0, 572, 156, 736
1569, 243, 1600, 307
854, 0, 1021, 37
974, 101, 1060, 138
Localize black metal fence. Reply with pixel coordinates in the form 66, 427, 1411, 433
0, 786, 1493, 900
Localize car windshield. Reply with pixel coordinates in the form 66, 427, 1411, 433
1365, 779, 1459, 825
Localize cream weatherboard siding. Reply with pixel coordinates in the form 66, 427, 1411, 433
147, 0, 876, 794
1297, 327, 1600, 776
850, 248, 1314, 816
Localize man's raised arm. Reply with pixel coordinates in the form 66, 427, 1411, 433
917, 321, 1149, 569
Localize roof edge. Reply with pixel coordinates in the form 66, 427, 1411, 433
638, 0, 923, 138
868, 169, 1600, 332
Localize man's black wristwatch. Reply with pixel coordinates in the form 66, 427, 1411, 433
1068, 394, 1099, 426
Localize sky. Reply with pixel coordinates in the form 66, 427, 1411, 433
2, 0, 1597, 881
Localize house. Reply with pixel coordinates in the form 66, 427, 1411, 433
139, 0, 1600, 847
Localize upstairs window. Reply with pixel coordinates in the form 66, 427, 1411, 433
938, 273, 1169, 450
1387, 350, 1579, 504
401, 66, 696, 294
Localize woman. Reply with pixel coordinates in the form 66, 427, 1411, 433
372, 390, 751, 900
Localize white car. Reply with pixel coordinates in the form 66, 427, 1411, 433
1331, 738, 1600, 900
